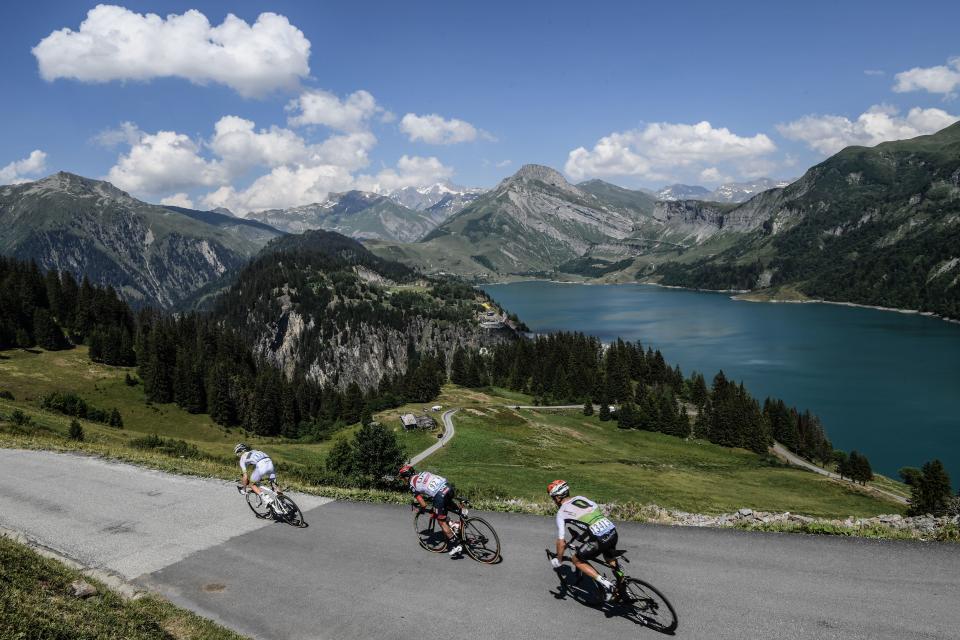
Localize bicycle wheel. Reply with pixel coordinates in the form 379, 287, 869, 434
413, 511, 447, 553
246, 490, 271, 519
276, 495, 305, 527
619, 577, 678, 633
462, 517, 501, 564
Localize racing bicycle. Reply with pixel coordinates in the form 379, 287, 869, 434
546, 548, 678, 634
413, 497, 501, 564
237, 480, 305, 527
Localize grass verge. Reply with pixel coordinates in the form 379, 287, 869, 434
0, 535, 248, 640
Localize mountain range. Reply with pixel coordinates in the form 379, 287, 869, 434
655, 178, 793, 203
0, 172, 282, 308
2, 123, 957, 319
242, 183, 482, 243
367, 123, 960, 318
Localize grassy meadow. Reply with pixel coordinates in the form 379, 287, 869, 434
0, 346, 907, 520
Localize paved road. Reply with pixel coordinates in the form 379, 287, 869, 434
3, 448, 958, 640
408, 408, 457, 465
772, 443, 909, 505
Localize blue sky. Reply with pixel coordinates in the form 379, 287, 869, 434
1, 1, 959, 213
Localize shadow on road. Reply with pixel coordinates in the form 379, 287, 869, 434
550, 567, 677, 636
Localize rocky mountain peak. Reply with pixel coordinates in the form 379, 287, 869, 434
27, 171, 135, 204
501, 164, 584, 197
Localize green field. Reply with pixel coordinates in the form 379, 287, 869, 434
0, 346, 905, 519
423, 406, 904, 518
0, 347, 426, 477
0, 536, 246, 640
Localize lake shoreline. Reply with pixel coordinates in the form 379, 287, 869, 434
486, 278, 960, 325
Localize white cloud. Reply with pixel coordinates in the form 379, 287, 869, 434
107, 130, 226, 195
864, 69, 885, 77
92, 121, 144, 149
202, 164, 356, 213
356, 155, 455, 192
286, 89, 382, 131
777, 104, 960, 155
699, 167, 731, 184
0, 150, 48, 184
400, 113, 488, 144
209, 115, 313, 175
893, 57, 960, 97
32, 5, 310, 97
496, 159, 513, 168
565, 121, 776, 182
159, 193, 194, 208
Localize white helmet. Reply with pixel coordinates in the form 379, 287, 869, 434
547, 479, 569, 499
234, 443, 249, 456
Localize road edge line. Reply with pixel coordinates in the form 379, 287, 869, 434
0, 524, 147, 600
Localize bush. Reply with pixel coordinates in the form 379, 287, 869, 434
0, 390, 14, 400
129, 434, 203, 459
124, 373, 138, 387
40, 392, 113, 425
68, 419, 84, 442
325, 422, 405, 487
10, 410, 31, 427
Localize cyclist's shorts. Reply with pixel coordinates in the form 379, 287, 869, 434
574, 530, 619, 562
433, 485, 457, 519
250, 458, 276, 483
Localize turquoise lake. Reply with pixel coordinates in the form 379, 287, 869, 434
483, 281, 960, 485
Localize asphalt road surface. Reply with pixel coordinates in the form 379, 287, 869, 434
408, 408, 457, 465
2, 448, 958, 640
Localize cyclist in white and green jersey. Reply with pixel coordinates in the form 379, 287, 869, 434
547, 479, 618, 600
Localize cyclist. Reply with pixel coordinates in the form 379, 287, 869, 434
399, 464, 463, 557
547, 479, 618, 600
236, 443, 277, 507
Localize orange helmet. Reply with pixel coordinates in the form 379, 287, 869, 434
547, 479, 569, 498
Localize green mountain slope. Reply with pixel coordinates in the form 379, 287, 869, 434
369, 165, 772, 280
211, 229, 516, 390
0, 172, 282, 308
654, 122, 960, 318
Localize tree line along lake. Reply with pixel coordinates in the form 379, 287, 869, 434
482, 281, 960, 486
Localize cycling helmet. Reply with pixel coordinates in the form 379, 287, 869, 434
548, 479, 569, 499
398, 464, 415, 478
234, 443, 249, 456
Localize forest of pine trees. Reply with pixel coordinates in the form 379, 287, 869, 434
0, 257, 135, 364
456, 332, 837, 460
3, 254, 846, 467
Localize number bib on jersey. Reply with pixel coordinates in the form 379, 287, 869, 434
589, 516, 615, 538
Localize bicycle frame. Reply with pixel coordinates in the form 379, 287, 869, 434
416, 497, 469, 537
546, 549, 629, 593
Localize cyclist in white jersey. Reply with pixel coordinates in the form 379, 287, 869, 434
236, 443, 277, 507
399, 464, 463, 557
547, 479, 618, 600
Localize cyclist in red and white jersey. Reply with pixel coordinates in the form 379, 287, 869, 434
399, 464, 463, 557
236, 443, 277, 507
547, 479, 618, 600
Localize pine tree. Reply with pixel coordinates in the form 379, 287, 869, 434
909, 459, 952, 516
450, 348, 469, 386
583, 400, 593, 416
599, 396, 612, 422
360, 404, 374, 427
326, 437, 355, 476
68, 419, 84, 442
349, 422, 405, 485
108, 408, 123, 428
